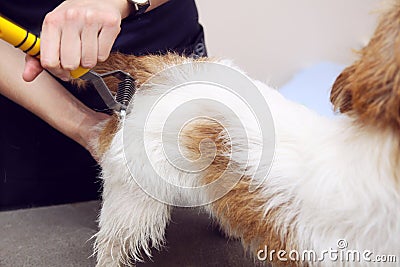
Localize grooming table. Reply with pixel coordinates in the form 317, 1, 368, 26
0, 201, 259, 267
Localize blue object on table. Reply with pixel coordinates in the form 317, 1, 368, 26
279, 62, 345, 117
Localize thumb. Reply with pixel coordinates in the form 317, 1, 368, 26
23, 54, 44, 82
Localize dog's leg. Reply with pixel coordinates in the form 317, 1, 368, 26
90, 115, 172, 266
94, 177, 170, 266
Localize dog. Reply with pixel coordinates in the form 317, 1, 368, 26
86, 2, 400, 266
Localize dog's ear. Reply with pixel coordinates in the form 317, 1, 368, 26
330, 64, 356, 114
331, 2, 400, 131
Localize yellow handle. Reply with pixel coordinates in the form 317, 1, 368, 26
0, 16, 90, 79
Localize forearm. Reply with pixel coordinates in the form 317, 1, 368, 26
0, 40, 106, 151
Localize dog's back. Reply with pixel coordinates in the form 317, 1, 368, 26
91, 3, 400, 264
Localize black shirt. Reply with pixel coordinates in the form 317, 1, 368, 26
0, 0, 206, 56
0, 0, 206, 209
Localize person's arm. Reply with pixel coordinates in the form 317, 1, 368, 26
23, 0, 169, 82
0, 39, 109, 158
0, 0, 169, 160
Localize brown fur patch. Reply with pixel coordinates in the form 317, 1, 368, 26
331, 2, 400, 132
180, 119, 297, 266
93, 52, 210, 93
97, 114, 120, 158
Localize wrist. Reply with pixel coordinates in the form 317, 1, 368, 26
147, 0, 168, 12
125, 0, 150, 16
75, 110, 111, 158
121, 0, 168, 17
108, 0, 132, 19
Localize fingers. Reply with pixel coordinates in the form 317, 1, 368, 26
23, 55, 44, 82
36, 0, 123, 81
98, 17, 121, 62
60, 9, 81, 71
40, 13, 61, 70
41, 11, 71, 81
81, 12, 99, 68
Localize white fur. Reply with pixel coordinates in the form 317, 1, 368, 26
256, 82, 400, 266
96, 59, 400, 266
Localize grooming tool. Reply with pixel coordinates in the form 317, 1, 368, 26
0, 16, 135, 114
82, 70, 136, 114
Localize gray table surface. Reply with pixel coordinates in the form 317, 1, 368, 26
0, 201, 260, 267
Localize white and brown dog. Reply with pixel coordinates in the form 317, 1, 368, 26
86, 2, 400, 267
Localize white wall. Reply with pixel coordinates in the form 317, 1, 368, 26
196, 0, 384, 87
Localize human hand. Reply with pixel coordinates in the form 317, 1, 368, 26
23, 0, 131, 82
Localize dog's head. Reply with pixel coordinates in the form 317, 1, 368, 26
331, 2, 400, 132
